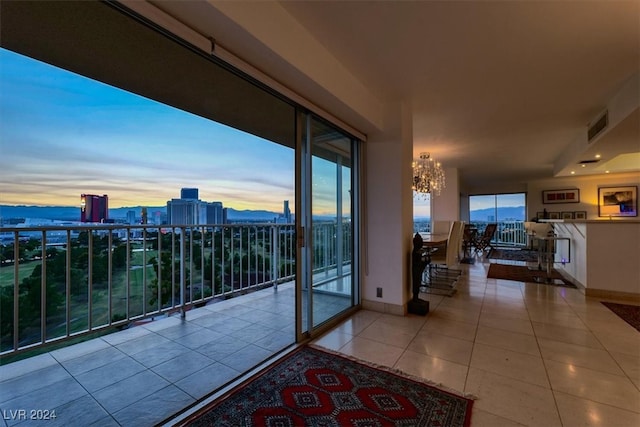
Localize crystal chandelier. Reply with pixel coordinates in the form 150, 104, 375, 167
412, 152, 445, 197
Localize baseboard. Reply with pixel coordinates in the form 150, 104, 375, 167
585, 288, 640, 303
362, 299, 406, 316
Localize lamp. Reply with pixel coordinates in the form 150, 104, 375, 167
412, 152, 445, 197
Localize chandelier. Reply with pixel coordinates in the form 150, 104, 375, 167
412, 152, 445, 197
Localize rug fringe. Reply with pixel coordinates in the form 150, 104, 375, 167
308, 343, 478, 400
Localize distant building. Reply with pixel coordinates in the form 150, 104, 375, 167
166, 189, 226, 225
276, 200, 292, 224
283, 200, 291, 223
167, 199, 200, 225
80, 194, 108, 223
126, 210, 136, 225
141, 207, 148, 224
180, 188, 199, 200
205, 202, 224, 224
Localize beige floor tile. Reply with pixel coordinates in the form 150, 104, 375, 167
545, 359, 640, 413
358, 320, 417, 348
479, 312, 534, 335
311, 330, 353, 352
583, 317, 639, 335
394, 349, 468, 393
610, 351, 640, 386
538, 338, 624, 376
376, 312, 428, 334
554, 391, 640, 427
465, 367, 562, 427
591, 329, 640, 357
407, 331, 474, 365
422, 316, 478, 341
333, 310, 380, 335
527, 311, 589, 330
439, 297, 484, 312
481, 304, 530, 321
483, 285, 524, 302
532, 322, 604, 349
470, 343, 549, 388
338, 336, 404, 367
475, 325, 541, 357
470, 408, 527, 427
430, 304, 482, 324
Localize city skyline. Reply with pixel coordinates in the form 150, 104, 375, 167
0, 48, 295, 213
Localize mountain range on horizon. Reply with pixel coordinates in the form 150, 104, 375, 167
1, 204, 526, 222
0, 204, 284, 222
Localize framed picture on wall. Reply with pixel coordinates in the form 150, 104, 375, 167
548, 211, 561, 219
536, 211, 545, 220
598, 186, 638, 217
542, 189, 580, 204
561, 212, 574, 220
574, 211, 587, 220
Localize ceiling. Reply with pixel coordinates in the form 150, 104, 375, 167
153, 1, 639, 186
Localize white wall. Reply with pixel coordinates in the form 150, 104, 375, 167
432, 167, 460, 224
586, 221, 640, 298
363, 102, 414, 314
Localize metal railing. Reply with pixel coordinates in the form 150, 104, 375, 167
0, 221, 351, 356
470, 220, 528, 247
413, 220, 528, 247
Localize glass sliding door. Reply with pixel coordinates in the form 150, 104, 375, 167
469, 193, 526, 246
299, 115, 356, 335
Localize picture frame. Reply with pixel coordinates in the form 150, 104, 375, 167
548, 211, 561, 219
598, 186, 638, 217
574, 211, 587, 220
542, 189, 580, 204
561, 212, 574, 220
536, 211, 545, 220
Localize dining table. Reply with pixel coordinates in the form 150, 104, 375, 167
418, 232, 449, 250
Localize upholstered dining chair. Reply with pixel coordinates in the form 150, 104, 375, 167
429, 220, 464, 280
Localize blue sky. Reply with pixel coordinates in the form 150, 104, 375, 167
0, 48, 295, 212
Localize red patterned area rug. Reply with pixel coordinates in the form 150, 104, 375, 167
602, 302, 640, 332
186, 346, 473, 427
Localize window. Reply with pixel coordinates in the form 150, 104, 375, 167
469, 193, 526, 246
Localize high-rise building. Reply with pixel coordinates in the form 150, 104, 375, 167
126, 210, 136, 225
166, 189, 225, 225
80, 194, 108, 223
283, 200, 291, 223
167, 199, 200, 225
180, 188, 199, 200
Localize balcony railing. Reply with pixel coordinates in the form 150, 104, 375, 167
414, 220, 529, 247
471, 220, 528, 247
0, 222, 351, 357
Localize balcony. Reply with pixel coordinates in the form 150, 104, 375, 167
0, 222, 352, 425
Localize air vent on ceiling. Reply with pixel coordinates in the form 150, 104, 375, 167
587, 110, 608, 142
579, 159, 600, 164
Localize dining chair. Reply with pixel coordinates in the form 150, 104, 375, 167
428, 220, 464, 284
475, 223, 497, 253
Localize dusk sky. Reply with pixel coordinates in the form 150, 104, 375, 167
1, 47, 521, 218
0, 48, 296, 213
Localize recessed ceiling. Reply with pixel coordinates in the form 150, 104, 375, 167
151, 1, 640, 186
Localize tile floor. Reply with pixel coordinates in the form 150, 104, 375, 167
0, 285, 300, 427
313, 257, 640, 426
2, 256, 639, 427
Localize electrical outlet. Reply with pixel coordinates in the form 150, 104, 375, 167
376, 287, 382, 298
